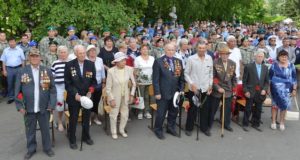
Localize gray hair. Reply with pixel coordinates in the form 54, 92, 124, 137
129, 37, 137, 43
164, 43, 176, 50
226, 35, 236, 42
254, 49, 265, 57
179, 38, 189, 48
73, 44, 86, 53
57, 45, 69, 55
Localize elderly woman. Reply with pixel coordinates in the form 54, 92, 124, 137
87, 45, 106, 125
106, 52, 136, 139
134, 44, 155, 120
126, 38, 140, 67
270, 50, 297, 131
51, 45, 69, 131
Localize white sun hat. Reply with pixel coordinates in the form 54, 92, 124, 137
111, 52, 127, 64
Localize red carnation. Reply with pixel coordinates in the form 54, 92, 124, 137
232, 87, 237, 93
134, 97, 140, 105
268, 58, 273, 64
57, 102, 63, 106
88, 87, 95, 94
255, 85, 261, 91
213, 78, 219, 84
17, 92, 23, 100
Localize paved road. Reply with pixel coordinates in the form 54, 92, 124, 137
0, 97, 299, 160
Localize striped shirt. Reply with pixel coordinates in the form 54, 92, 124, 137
51, 59, 67, 84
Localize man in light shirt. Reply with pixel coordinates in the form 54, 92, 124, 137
184, 42, 213, 136
14, 48, 56, 160
1, 37, 25, 104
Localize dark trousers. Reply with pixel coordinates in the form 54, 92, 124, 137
154, 99, 178, 134
185, 91, 210, 132
6, 66, 20, 99
68, 106, 91, 144
209, 96, 232, 128
91, 88, 102, 114
243, 98, 263, 127
0, 61, 7, 95
25, 112, 51, 153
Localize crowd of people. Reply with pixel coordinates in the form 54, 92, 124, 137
0, 19, 299, 159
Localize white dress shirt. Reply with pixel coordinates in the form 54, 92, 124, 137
31, 65, 40, 113
184, 54, 213, 92
229, 47, 242, 82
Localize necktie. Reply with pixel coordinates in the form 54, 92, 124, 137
168, 58, 174, 72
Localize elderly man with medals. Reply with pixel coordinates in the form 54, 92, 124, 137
152, 43, 185, 140
15, 48, 56, 160
64, 45, 97, 150
209, 43, 237, 133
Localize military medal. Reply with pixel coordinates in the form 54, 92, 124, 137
85, 71, 93, 78
163, 58, 170, 71
71, 67, 76, 77
21, 73, 31, 84
174, 60, 182, 77
40, 70, 50, 90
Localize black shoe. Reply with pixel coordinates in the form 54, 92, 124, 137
154, 131, 165, 140
7, 99, 14, 104
185, 130, 192, 136
44, 149, 55, 157
242, 126, 249, 132
203, 130, 211, 137
69, 143, 78, 150
166, 129, 178, 137
252, 125, 263, 132
225, 126, 233, 132
24, 151, 36, 160
84, 139, 94, 145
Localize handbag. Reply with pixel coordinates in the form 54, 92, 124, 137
98, 87, 107, 116
285, 96, 299, 121
129, 87, 145, 110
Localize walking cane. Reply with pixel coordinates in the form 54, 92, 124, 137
221, 93, 225, 138
80, 109, 84, 151
196, 90, 202, 141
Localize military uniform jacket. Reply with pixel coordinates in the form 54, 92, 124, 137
64, 59, 97, 107
15, 65, 57, 113
212, 58, 237, 98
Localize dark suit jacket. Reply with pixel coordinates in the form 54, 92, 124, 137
15, 65, 57, 113
212, 58, 237, 98
152, 55, 185, 100
64, 59, 97, 107
242, 62, 269, 98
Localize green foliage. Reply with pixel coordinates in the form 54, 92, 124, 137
0, 0, 144, 40
2, 0, 295, 40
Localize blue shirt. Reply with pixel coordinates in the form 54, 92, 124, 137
0, 47, 25, 67
255, 63, 261, 79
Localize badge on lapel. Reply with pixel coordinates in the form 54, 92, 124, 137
21, 73, 32, 84
40, 70, 50, 90
86, 71, 93, 78
71, 67, 77, 77
163, 58, 171, 71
